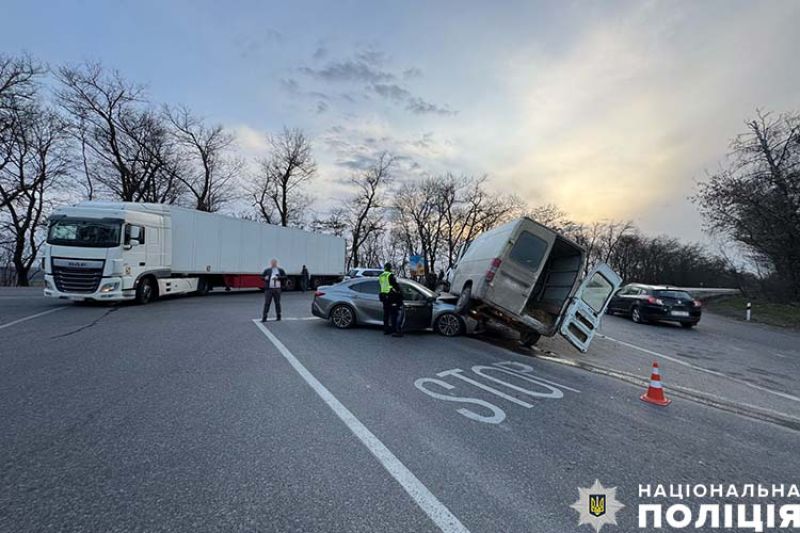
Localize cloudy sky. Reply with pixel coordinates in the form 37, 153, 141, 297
3, 0, 799, 242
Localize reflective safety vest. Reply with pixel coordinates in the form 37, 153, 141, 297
379, 271, 392, 294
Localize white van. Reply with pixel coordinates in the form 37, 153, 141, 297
448, 217, 621, 352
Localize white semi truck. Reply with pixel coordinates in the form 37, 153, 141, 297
42, 202, 346, 304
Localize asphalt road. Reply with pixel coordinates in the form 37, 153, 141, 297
1, 288, 799, 532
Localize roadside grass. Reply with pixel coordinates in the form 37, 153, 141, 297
705, 295, 800, 329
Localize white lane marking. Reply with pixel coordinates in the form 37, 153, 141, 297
0, 307, 66, 330
772, 352, 789, 359
252, 319, 469, 533
257, 317, 321, 321
597, 334, 800, 404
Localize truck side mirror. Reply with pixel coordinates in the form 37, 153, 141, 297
125, 225, 141, 247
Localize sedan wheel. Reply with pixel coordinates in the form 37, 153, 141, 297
330, 305, 355, 329
631, 306, 643, 324
435, 312, 463, 337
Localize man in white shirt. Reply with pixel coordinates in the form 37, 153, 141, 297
261, 258, 286, 322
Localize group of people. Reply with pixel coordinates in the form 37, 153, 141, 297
259, 259, 405, 337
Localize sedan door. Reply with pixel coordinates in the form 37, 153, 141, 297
349, 280, 383, 325
399, 282, 433, 330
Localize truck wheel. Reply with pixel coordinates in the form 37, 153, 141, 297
519, 330, 541, 347
196, 277, 210, 296
330, 304, 355, 329
135, 277, 157, 305
455, 285, 472, 314
435, 312, 464, 337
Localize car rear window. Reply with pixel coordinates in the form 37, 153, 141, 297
351, 280, 380, 294
653, 290, 693, 300
509, 231, 549, 272
362, 270, 381, 277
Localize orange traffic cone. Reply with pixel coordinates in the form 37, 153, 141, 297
640, 361, 672, 406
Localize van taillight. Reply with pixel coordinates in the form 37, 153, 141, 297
485, 257, 502, 282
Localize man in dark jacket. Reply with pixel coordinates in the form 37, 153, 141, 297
300, 265, 310, 292
262, 258, 286, 322
378, 262, 404, 337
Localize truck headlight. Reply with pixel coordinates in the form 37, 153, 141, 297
99, 281, 120, 293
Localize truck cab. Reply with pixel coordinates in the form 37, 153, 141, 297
43, 203, 170, 303
448, 217, 621, 352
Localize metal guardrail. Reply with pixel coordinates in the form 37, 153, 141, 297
678, 287, 741, 297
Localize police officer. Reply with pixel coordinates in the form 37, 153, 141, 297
378, 262, 403, 336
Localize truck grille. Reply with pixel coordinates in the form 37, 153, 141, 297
52, 258, 105, 293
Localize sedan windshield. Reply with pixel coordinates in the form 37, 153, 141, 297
47, 218, 122, 248
403, 279, 437, 298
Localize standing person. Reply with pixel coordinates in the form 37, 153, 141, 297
301, 265, 310, 292
436, 269, 446, 292
378, 262, 403, 336
261, 259, 286, 322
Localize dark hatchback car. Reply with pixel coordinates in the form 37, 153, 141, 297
607, 284, 702, 328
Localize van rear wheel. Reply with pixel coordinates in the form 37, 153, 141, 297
520, 330, 541, 347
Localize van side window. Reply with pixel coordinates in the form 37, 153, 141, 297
509, 231, 548, 271
124, 224, 146, 245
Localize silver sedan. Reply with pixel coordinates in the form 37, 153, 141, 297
311, 277, 466, 336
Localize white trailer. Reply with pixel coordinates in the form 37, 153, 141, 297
42, 202, 346, 304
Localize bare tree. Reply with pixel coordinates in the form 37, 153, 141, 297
0, 105, 71, 285
251, 127, 316, 226
695, 109, 800, 297
0, 54, 43, 209
345, 152, 394, 268
526, 203, 582, 237
167, 106, 240, 212
394, 178, 447, 276
442, 175, 524, 268
571, 220, 633, 274
56, 62, 183, 203
310, 206, 348, 237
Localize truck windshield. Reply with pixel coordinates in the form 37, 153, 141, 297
47, 218, 122, 248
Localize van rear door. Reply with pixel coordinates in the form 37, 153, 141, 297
490, 228, 551, 314
558, 263, 622, 353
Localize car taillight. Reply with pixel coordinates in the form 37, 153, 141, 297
646, 296, 664, 305
314, 291, 325, 297
485, 257, 502, 282
693, 299, 702, 307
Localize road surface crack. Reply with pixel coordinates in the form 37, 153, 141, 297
49, 307, 119, 339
